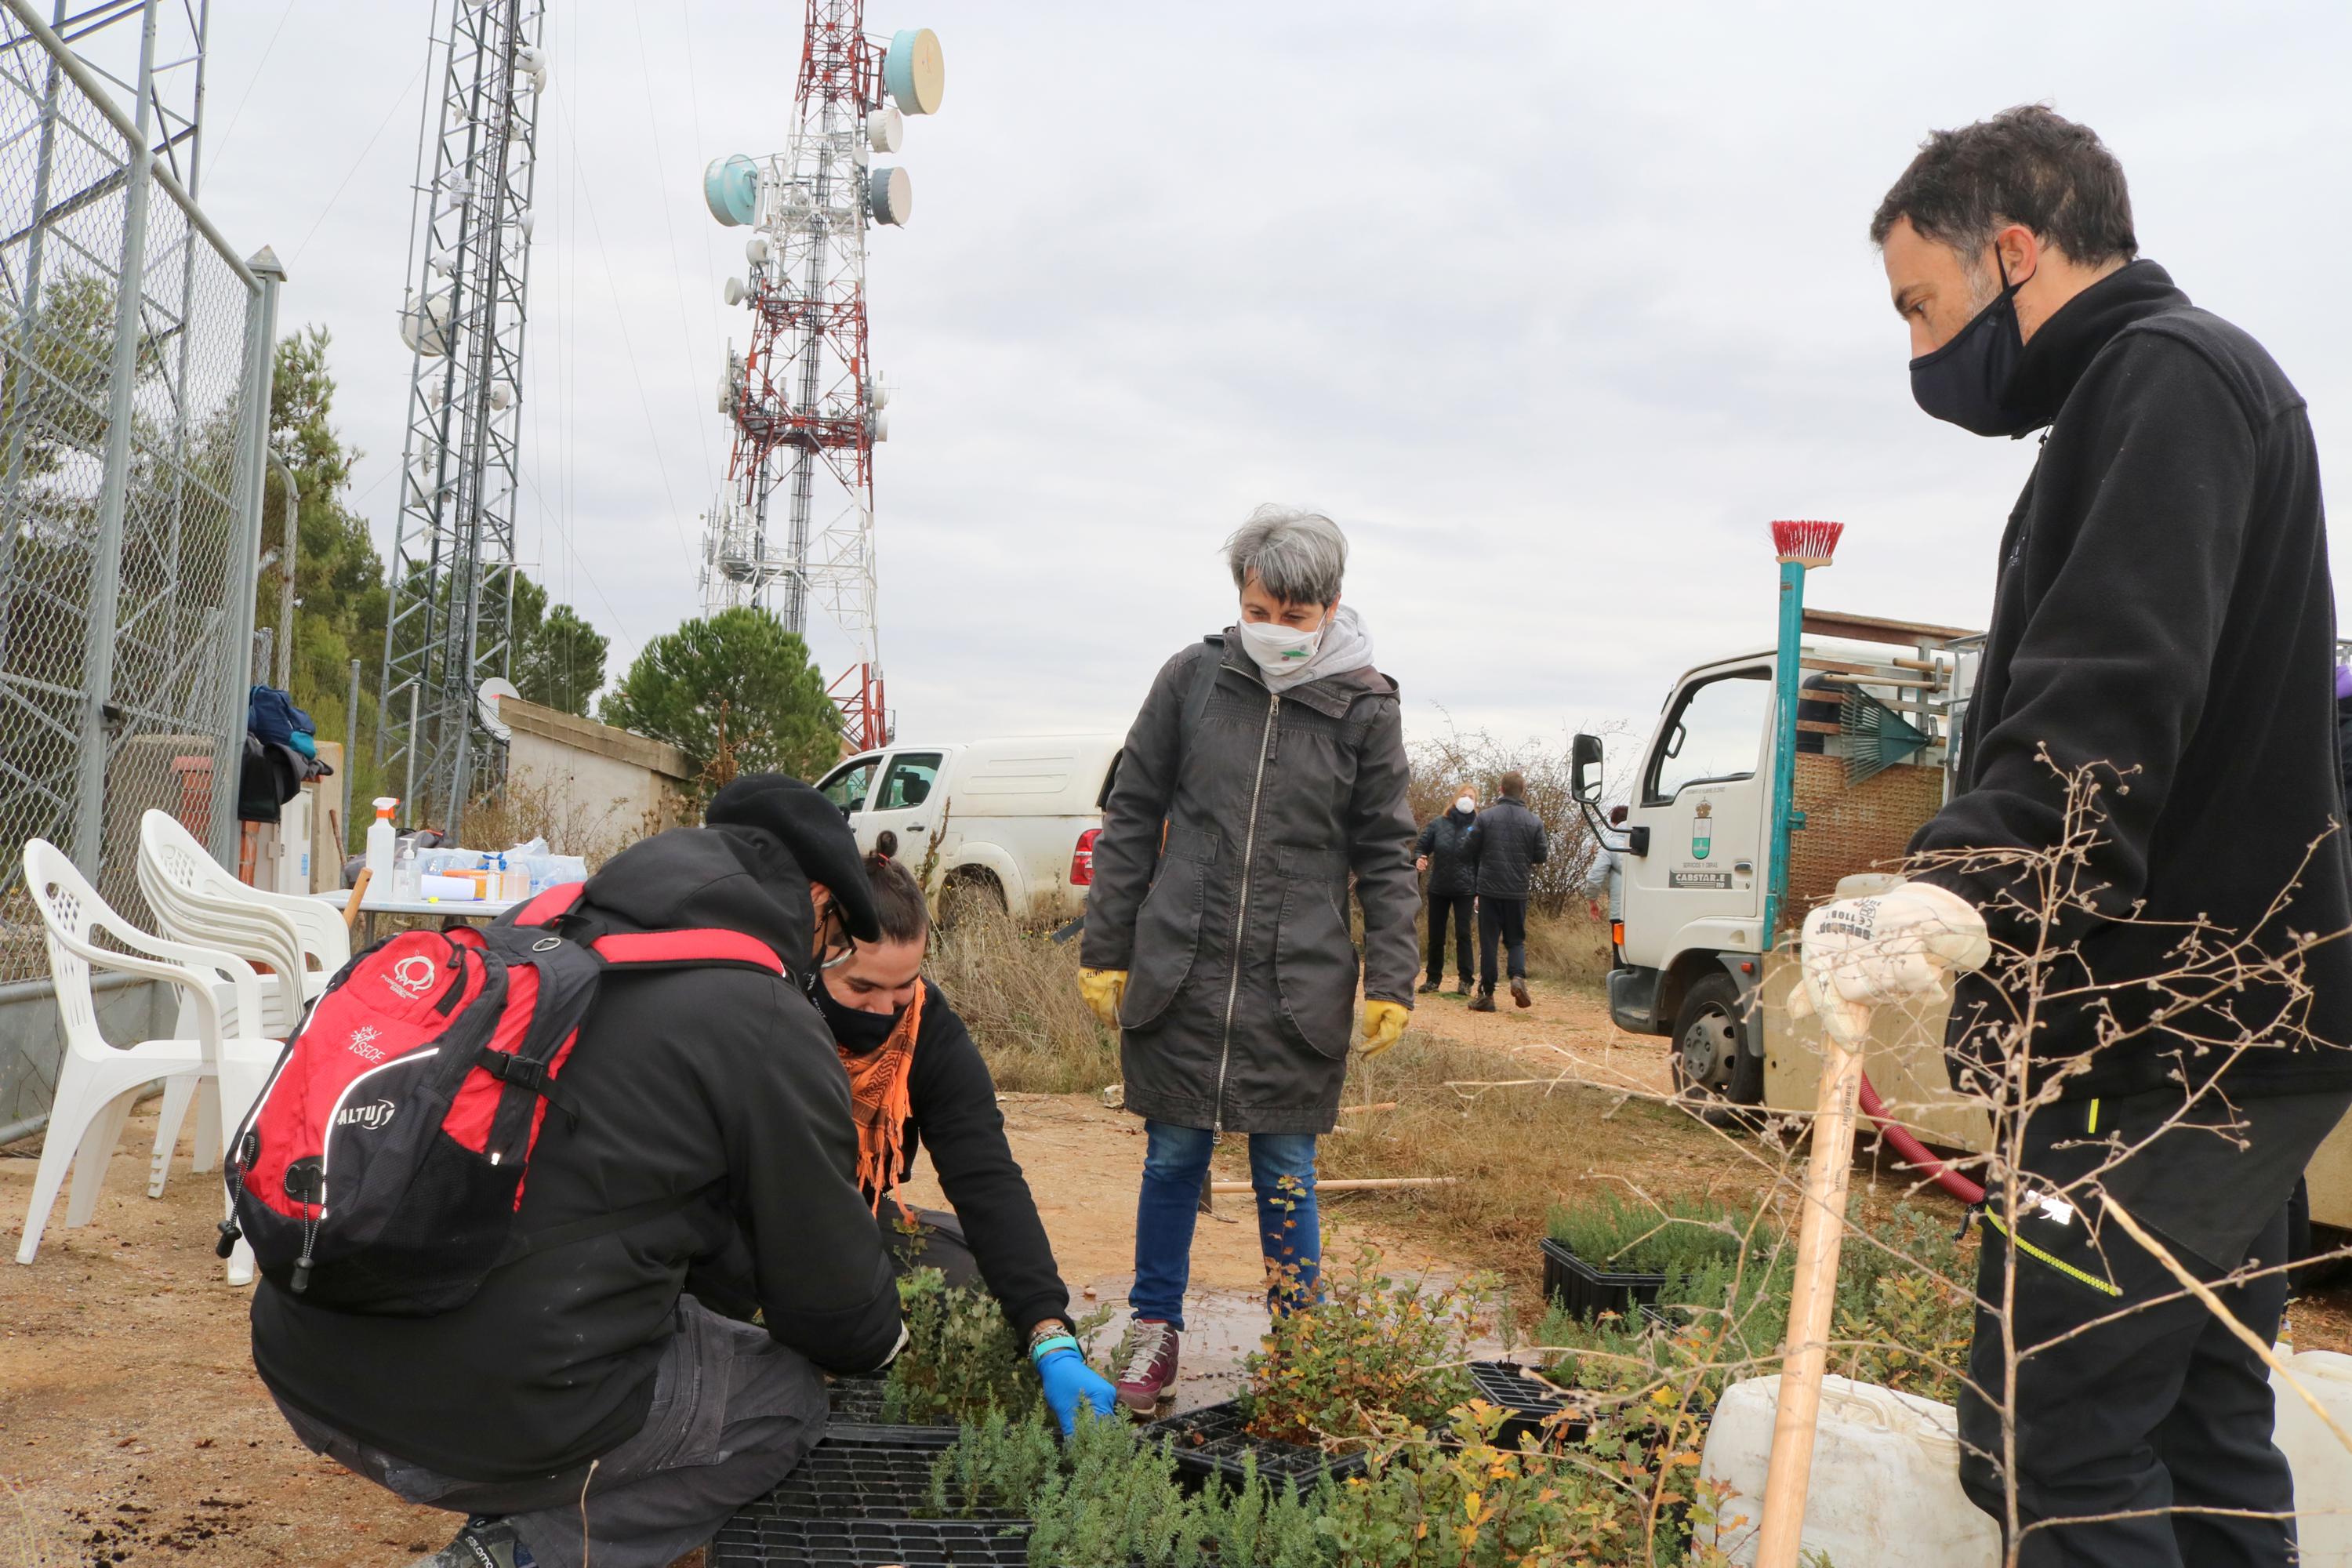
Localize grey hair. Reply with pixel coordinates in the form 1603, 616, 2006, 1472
1224, 505, 1348, 606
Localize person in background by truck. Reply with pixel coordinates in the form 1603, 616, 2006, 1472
811, 832, 1119, 1436
1414, 786, 1481, 994
1468, 770, 1548, 1013
1804, 106, 2352, 1567
1076, 506, 1418, 1414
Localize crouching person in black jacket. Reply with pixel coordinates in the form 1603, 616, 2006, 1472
250, 775, 907, 1568
811, 833, 1118, 1435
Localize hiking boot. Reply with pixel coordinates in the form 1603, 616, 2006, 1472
1450, 979, 1470, 996
412, 1519, 535, 1568
1116, 1318, 1180, 1414
1511, 977, 1532, 1010
1468, 989, 1497, 1013
1417, 981, 1440, 994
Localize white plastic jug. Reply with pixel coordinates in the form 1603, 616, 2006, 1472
1697, 1374, 2000, 1568
2274, 1348, 2352, 1565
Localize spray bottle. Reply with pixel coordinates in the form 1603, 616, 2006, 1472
366, 798, 399, 886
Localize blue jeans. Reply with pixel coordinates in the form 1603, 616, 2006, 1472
1130, 1120, 1320, 1330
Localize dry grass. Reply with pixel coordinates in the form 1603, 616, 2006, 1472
1524, 908, 1613, 992
1314, 1032, 1771, 1301
930, 906, 1119, 1094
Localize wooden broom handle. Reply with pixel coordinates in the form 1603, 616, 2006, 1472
343, 868, 372, 934
1754, 1020, 1865, 1567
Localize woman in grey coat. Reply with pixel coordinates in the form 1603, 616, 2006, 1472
1077, 506, 1419, 1412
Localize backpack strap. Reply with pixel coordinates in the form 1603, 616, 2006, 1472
590, 928, 786, 975
510, 880, 589, 927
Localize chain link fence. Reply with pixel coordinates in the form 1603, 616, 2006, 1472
0, 0, 277, 1124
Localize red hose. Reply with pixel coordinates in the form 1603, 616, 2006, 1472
1857, 1072, 1984, 1205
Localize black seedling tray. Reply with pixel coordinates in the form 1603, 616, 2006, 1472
1147, 1399, 1370, 1490
1541, 1236, 1668, 1320
825, 1375, 956, 1431
1466, 1359, 1588, 1446
826, 1376, 893, 1425
750, 1426, 1011, 1521
710, 1515, 1032, 1568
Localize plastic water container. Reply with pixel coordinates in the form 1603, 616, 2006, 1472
2274, 1348, 2352, 1565
1697, 1374, 1999, 1567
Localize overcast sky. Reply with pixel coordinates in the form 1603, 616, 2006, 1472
148, 0, 2352, 758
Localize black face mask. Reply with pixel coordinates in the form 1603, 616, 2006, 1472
808, 967, 903, 1052
1907, 257, 2029, 437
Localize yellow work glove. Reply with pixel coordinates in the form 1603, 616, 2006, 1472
1359, 999, 1410, 1057
1078, 967, 1128, 1029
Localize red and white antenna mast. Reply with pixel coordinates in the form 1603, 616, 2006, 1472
700, 2, 943, 752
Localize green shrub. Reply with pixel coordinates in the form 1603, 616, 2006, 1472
1240, 1248, 1494, 1449
1544, 1189, 1759, 1279
884, 1267, 1041, 1425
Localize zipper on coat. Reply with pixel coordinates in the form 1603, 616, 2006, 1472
1214, 684, 1281, 1135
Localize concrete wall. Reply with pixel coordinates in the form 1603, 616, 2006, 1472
500, 698, 694, 861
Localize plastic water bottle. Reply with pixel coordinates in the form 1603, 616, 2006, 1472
365, 798, 398, 886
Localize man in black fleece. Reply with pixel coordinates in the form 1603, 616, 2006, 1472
1805, 107, 2352, 1566
252, 775, 906, 1568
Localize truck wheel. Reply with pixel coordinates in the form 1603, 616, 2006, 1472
1671, 972, 1762, 1107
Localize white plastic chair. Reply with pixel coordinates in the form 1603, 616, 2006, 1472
138, 808, 348, 1028
18, 839, 278, 1283
136, 810, 350, 1192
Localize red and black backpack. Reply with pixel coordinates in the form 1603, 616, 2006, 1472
220, 883, 787, 1315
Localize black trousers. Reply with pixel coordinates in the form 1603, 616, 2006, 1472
1954, 1088, 2350, 1567
1425, 892, 1473, 986
1478, 896, 1527, 991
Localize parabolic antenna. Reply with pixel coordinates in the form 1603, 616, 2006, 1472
702, 154, 760, 227
476, 677, 519, 740
868, 166, 912, 227
883, 28, 944, 115
868, 104, 905, 154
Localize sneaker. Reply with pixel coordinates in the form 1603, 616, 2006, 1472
1115, 1318, 1181, 1414
1450, 980, 1470, 996
412, 1519, 534, 1568
1417, 981, 1439, 994
1468, 989, 1497, 1013
1511, 978, 1532, 1010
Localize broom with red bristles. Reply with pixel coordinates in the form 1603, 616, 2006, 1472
1756, 516, 1857, 1568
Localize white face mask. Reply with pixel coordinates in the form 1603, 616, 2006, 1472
1236, 617, 1321, 677
1454, 796, 1476, 815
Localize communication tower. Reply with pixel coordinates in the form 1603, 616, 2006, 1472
699, 2, 943, 750
377, 0, 545, 839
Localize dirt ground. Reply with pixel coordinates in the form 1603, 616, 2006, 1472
3, 982, 2347, 1566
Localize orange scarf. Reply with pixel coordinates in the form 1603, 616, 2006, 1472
837, 978, 925, 1213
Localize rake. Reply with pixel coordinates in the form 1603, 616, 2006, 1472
1838, 686, 1932, 784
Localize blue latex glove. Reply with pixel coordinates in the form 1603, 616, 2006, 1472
1036, 1347, 1117, 1435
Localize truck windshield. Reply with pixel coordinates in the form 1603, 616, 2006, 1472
822, 757, 879, 813
1646, 669, 1771, 804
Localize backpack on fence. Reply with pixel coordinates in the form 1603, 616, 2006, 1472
219, 881, 789, 1315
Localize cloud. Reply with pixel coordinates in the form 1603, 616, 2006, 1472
180, 0, 2352, 756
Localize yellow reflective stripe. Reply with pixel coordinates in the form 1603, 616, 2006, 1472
1984, 1213, 2122, 1298
2086, 1098, 2100, 1134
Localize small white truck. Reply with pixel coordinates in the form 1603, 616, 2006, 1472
815, 733, 1122, 923
1575, 607, 2352, 1234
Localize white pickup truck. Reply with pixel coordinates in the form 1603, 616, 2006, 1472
815, 734, 1122, 923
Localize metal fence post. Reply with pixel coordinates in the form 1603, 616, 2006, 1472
205, 247, 283, 863
67, 0, 159, 880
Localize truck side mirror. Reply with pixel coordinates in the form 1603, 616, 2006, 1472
1571, 733, 1604, 804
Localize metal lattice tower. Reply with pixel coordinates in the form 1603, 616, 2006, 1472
377, 0, 543, 840
699, 2, 941, 751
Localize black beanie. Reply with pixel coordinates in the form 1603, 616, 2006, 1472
704, 773, 883, 942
